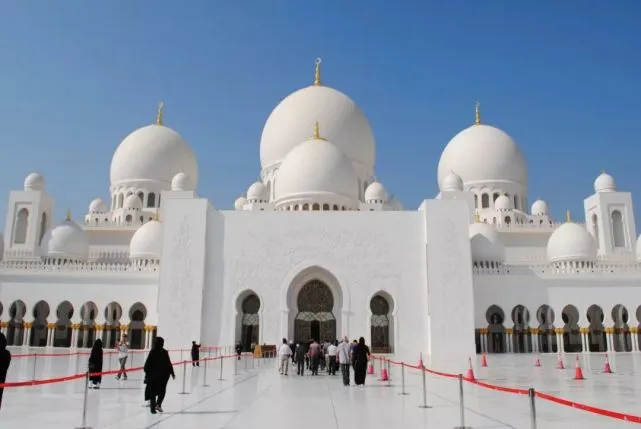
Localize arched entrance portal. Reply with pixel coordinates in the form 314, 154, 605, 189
294, 280, 336, 343
241, 294, 260, 351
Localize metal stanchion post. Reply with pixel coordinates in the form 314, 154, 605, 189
178, 361, 189, 394
418, 367, 432, 409
32, 353, 38, 381
252, 353, 255, 370
108, 352, 112, 371
244, 353, 248, 371
218, 355, 224, 380
234, 354, 239, 375
202, 356, 210, 387
528, 388, 537, 429
454, 374, 471, 428
74, 372, 93, 429
399, 362, 409, 395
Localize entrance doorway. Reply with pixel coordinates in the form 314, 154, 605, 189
294, 280, 336, 343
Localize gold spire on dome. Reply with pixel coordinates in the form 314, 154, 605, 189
312, 121, 327, 140
313, 58, 322, 86
474, 211, 481, 223
474, 101, 481, 125
566, 210, 572, 222
156, 102, 164, 125
65, 208, 72, 221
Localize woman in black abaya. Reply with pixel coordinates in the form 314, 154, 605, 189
144, 337, 175, 414
88, 339, 103, 389
352, 337, 371, 387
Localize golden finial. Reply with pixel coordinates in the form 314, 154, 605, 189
474, 101, 481, 125
156, 101, 164, 125
566, 209, 571, 222
474, 211, 481, 223
312, 121, 327, 140
65, 208, 72, 221
313, 58, 322, 86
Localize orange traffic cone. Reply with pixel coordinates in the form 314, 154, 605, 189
367, 361, 374, 374
534, 356, 541, 367
465, 357, 476, 381
556, 353, 565, 369
418, 353, 424, 369
603, 354, 613, 374
481, 353, 488, 367
574, 355, 585, 380
380, 366, 389, 381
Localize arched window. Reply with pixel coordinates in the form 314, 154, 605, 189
612, 210, 625, 247
513, 195, 519, 210
39, 212, 47, 244
492, 193, 499, 203
125, 214, 132, 223
14, 208, 29, 244
302, 203, 309, 211
241, 294, 260, 350
322, 203, 329, 210
504, 216, 511, 225
137, 192, 144, 203
333, 204, 339, 211
370, 295, 392, 353
312, 203, 320, 211
147, 193, 156, 208
592, 214, 600, 248
118, 194, 124, 208
481, 194, 489, 208
474, 194, 478, 208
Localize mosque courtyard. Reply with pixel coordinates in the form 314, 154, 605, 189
1, 348, 640, 428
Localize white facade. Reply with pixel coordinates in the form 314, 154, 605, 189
1, 61, 641, 373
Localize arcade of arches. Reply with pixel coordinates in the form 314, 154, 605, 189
0, 299, 156, 349
236, 280, 395, 353
478, 303, 641, 354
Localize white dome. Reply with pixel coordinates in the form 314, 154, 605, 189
274, 137, 359, 203
531, 199, 548, 216
495, 195, 511, 211
171, 172, 194, 191
469, 223, 504, 263
260, 85, 375, 169
41, 219, 89, 261
594, 172, 616, 193
440, 171, 464, 192
24, 172, 45, 191
123, 194, 143, 210
438, 124, 527, 188
129, 220, 163, 261
110, 124, 198, 188
547, 222, 597, 263
88, 198, 107, 214
365, 181, 387, 203
636, 235, 641, 262
247, 182, 268, 203
234, 196, 248, 211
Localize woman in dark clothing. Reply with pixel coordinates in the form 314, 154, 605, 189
294, 343, 307, 376
191, 341, 201, 367
144, 337, 175, 414
235, 342, 242, 360
0, 333, 11, 411
352, 337, 370, 387
88, 339, 103, 389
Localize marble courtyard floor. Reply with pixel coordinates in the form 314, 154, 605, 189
2, 348, 641, 428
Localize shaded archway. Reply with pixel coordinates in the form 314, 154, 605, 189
7, 300, 26, 346
128, 302, 147, 349
294, 280, 335, 343
370, 292, 394, 353
54, 301, 73, 347
30, 301, 50, 347
561, 305, 582, 352
586, 304, 607, 352
486, 305, 506, 353
612, 304, 632, 352
236, 292, 260, 352
79, 301, 98, 348
511, 305, 531, 353
14, 208, 29, 244
103, 302, 123, 349
536, 305, 557, 353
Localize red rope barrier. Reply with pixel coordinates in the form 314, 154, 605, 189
10, 346, 221, 359
371, 355, 641, 424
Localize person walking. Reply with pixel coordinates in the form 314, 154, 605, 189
191, 341, 201, 367
337, 336, 351, 386
0, 333, 11, 411
88, 339, 104, 389
327, 340, 338, 375
116, 334, 129, 380
308, 339, 321, 376
278, 338, 292, 375
144, 337, 175, 414
352, 337, 371, 388
235, 342, 242, 360
294, 343, 307, 376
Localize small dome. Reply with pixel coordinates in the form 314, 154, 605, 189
246, 182, 268, 203
234, 196, 247, 211
123, 194, 143, 210
547, 222, 597, 263
365, 181, 387, 203
636, 235, 641, 262
388, 196, 404, 211
495, 195, 511, 211
24, 172, 45, 191
274, 137, 359, 204
110, 124, 198, 188
171, 172, 194, 191
469, 223, 504, 263
88, 198, 107, 214
594, 172, 616, 193
41, 219, 89, 261
440, 171, 464, 192
531, 200, 548, 216
129, 220, 163, 261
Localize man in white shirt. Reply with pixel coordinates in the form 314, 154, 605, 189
278, 338, 292, 375
327, 341, 338, 375
336, 336, 351, 386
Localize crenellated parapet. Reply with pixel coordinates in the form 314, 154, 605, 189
0, 259, 160, 273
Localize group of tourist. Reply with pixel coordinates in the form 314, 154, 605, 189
278, 336, 371, 387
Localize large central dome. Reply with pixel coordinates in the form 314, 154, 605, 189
260, 61, 375, 170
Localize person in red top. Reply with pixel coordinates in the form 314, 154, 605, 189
307, 339, 321, 376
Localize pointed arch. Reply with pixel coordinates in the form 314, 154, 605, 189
611, 210, 625, 247
14, 208, 29, 244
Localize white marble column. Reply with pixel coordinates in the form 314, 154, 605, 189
24, 323, 32, 347
532, 330, 539, 353
505, 330, 512, 353
71, 325, 79, 348
580, 328, 588, 352
606, 329, 614, 352
556, 329, 564, 353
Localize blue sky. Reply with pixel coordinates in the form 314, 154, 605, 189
0, 1, 639, 228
